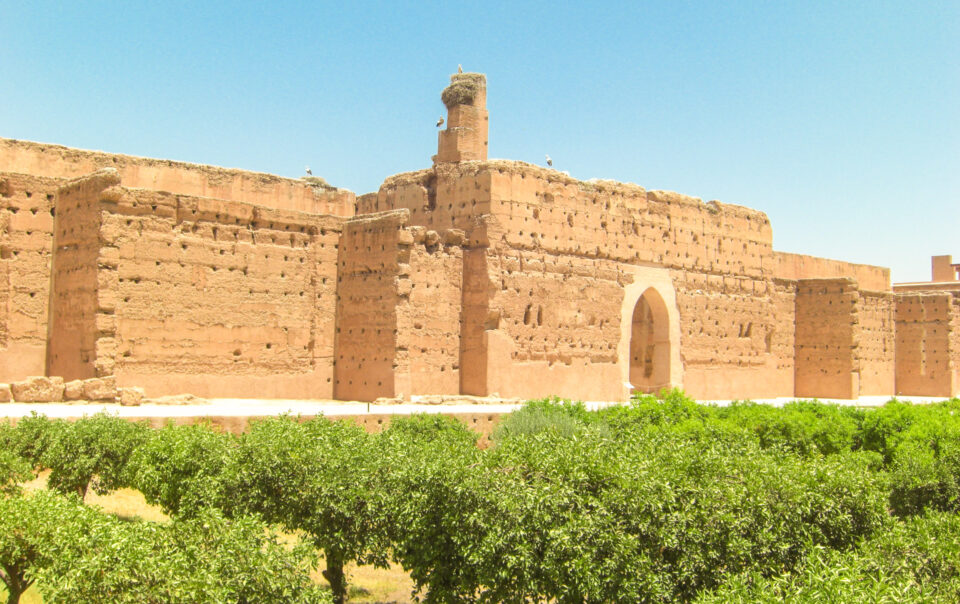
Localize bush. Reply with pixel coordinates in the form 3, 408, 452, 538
887, 415, 960, 515
376, 414, 484, 601
843, 399, 960, 515
695, 511, 960, 603
491, 396, 592, 442
2, 413, 59, 471
542, 432, 886, 602
591, 389, 716, 438
2, 490, 329, 604
858, 399, 922, 460
716, 400, 862, 456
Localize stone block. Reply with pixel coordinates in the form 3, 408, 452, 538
64, 379, 85, 401
11, 376, 65, 402
0, 384, 11, 403
83, 376, 117, 401
119, 387, 144, 407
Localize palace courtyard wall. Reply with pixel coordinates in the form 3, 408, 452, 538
0, 71, 956, 401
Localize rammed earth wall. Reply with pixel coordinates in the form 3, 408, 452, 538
48, 170, 343, 398
3, 63, 957, 403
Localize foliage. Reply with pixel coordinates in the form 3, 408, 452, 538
38, 413, 149, 499
227, 416, 389, 604
387, 412, 887, 603
5, 394, 960, 602
126, 420, 236, 517
1, 414, 58, 472
380, 412, 479, 449
0, 490, 107, 604
695, 511, 960, 603
885, 403, 960, 515
491, 396, 592, 442
2, 490, 328, 604
36, 507, 331, 604
0, 425, 31, 497
858, 398, 923, 461
376, 415, 483, 601
593, 388, 713, 434
715, 399, 863, 456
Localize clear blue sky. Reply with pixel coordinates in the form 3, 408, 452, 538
2, 1, 956, 282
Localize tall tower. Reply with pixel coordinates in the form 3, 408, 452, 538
434, 72, 488, 163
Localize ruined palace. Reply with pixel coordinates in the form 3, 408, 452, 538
1, 73, 957, 402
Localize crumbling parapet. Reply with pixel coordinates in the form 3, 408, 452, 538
435, 72, 488, 164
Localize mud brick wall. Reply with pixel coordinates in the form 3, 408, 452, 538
675, 273, 797, 399
480, 165, 776, 400
48, 171, 343, 397
895, 292, 958, 396
357, 165, 493, 235
395, 228, 463, 397
482, 164, 773, 278
953, 295, 960, 396
953, 294, 960, 396
460, 247, 494, 396
0, 172, 63, 380
0, 137, 355, 216
334, 210, 464, 401
334, 212, 405, 401
436, 72, 488, 163
370, 162, 778, 278
856, 290, 895, 395
104, 189, 342, 398
795, 278, 858, 398
480, 250, 628, 400
774, 251, 890, 291
48, 170, 118, 380
370, 162, 783, 401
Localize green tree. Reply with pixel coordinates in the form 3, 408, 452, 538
0, 424, 32, 497
695, 511, 960, 603
0, 490, 107, 604
2, 413, 58, 473
126, 420, 236, 516
376, 414, 482, 602
39, 413, 149, 499
228, 416, 389, 604
385, 407, 888, 602
36, 508, 331, 604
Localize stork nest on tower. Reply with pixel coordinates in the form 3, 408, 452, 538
441, 72, 486, 109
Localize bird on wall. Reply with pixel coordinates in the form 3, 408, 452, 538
458, 64, 463, 73
436, 117, 444, 127
545, 154, 553, 167
305, 166, 312, 175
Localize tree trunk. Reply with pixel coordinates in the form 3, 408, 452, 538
5, 574, 28, 604
7, 587, 22, 604
2, 565, 29, 604
321, 550, 348, 604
